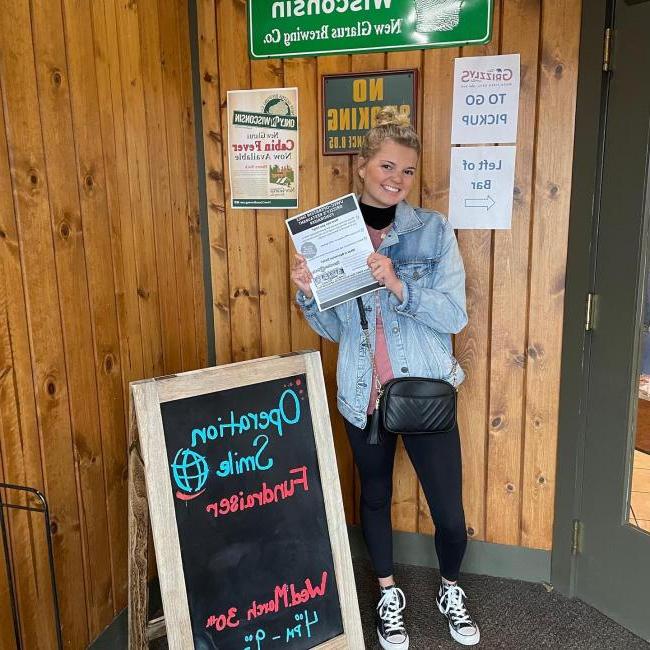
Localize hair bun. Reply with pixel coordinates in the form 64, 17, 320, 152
375, 106, 412, 129
358, 104, 420, 161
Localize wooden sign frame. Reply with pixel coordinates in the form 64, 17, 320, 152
127, 351, 363, 649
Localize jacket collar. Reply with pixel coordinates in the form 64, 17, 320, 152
393, 201, 423, 234
377, 201, 423, 250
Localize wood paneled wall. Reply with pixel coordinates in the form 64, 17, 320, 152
0, 1, 206, 648
0, 0, 582, 647
199, 0, 581, 550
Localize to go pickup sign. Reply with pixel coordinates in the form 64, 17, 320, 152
248, 0, 493, 59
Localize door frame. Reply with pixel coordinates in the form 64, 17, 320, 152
553, 0, 650, 619
551, 1, 610, 596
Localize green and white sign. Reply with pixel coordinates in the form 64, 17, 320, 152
248, 0, 493, 59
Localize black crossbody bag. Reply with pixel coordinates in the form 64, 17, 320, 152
356, 297, 457, 445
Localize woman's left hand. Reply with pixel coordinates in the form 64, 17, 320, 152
367, 252, 404, 301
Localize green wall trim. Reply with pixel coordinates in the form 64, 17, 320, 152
90, 608, 127, 650
89, 579, 162, 650
348, 526, 551, 584
188, 0, 216, 366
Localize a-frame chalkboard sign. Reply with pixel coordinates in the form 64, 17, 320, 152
127, 351, 364, 649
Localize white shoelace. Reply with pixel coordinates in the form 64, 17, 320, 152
377, 586, 406, 635
439, 584, 473, 627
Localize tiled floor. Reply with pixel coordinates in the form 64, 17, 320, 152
629, 449, 650, 532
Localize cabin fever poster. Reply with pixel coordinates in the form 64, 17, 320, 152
227, 88, 299, 209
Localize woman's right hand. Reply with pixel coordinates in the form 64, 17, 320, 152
291, 253, 313, 299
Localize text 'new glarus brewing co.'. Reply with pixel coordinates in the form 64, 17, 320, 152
247, 0, 493, 58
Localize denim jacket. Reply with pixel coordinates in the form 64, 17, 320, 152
296, 201, 468, 428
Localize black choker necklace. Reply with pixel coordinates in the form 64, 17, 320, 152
359, 202, 396, 229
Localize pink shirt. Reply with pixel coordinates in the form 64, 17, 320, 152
366, 225, 395, 413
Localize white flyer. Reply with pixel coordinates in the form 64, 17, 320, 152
286, 194, 379, 311
451, 54, 520, 145
448, 146, 516, 229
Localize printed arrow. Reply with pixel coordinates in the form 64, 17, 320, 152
464, 196, 495, 210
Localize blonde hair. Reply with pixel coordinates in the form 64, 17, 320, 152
359, 106, 421, 160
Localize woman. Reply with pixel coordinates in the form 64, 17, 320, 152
291, 108, 480, 648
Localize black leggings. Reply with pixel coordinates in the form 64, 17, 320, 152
344, 419, 467, 581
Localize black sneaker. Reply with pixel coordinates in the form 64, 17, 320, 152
436, 582, 480, 646
376, 586, 409, 650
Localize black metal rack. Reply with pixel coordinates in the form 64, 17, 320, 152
0, 483, 63, 650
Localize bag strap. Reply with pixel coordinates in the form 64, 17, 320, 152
357, 297, 383, 444
356, 296, 368, 331
356, 297, 383, 407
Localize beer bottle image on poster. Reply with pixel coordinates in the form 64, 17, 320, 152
161, 374, 344, 649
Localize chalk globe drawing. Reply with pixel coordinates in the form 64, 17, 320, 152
414, 0, 463, 33
171, 448, 209, 493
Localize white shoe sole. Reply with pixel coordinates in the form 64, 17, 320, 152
437, 599, 481, 646
448, 625, 480, 646
377, 628, 410, 650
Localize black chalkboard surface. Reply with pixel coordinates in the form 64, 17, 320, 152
160, 372, 344, 649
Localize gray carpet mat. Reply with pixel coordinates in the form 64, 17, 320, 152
148, 558, 649, 649
354, 558, 649, 649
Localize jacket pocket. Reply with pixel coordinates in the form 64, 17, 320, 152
428, 328, 465, 384
415, 332, 441, 377
421, 326, 457, 377
394, 259, 435, 284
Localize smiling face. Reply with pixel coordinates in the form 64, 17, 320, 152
358, 138, 419, 208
